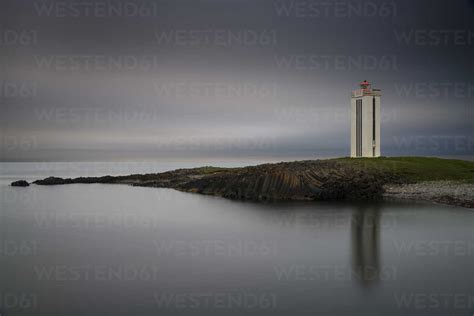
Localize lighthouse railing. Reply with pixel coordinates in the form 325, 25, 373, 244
351, 89, 381, 97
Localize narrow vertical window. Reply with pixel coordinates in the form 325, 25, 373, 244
372, 97, 375, 157
356, 99, 362, 157
356, 100, 358, 157
372, 97, 375, 142
357, 100, 362, 157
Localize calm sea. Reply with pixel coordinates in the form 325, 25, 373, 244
1, 162, 473, 316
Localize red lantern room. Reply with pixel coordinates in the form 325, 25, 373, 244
360, 80, 371, 90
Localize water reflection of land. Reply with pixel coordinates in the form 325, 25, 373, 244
351, 205, 380, 288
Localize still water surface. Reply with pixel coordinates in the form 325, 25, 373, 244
1, 162, 473, 316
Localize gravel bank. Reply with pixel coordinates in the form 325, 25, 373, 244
384, 181, 474, 209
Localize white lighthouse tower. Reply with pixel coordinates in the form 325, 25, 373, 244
351, 80, 381, 158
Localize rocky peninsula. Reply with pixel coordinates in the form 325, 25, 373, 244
13, 157, 474, 208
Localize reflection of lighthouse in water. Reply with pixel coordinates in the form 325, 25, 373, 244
351, 205, 380, 287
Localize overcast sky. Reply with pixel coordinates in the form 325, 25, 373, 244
1, 0, 473, 161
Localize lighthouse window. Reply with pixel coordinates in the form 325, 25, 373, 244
356, 99, 362, 157
372, 97, 376, 142
356, 100, 358, 156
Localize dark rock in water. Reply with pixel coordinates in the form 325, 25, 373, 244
11, 180, 29, 187
33, 176, 72, 185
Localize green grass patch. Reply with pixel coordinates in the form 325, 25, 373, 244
332, 156, 474, 182
193, 166, 238, 174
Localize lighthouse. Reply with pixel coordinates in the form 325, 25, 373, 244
351, 80, 381, 158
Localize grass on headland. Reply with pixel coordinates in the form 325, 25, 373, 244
333, 156, 474, 182
195, 157, 474, 183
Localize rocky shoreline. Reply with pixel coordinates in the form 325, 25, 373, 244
384, 181, 474, 209
29, 160, 400, 201
11, 158, 474, 208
